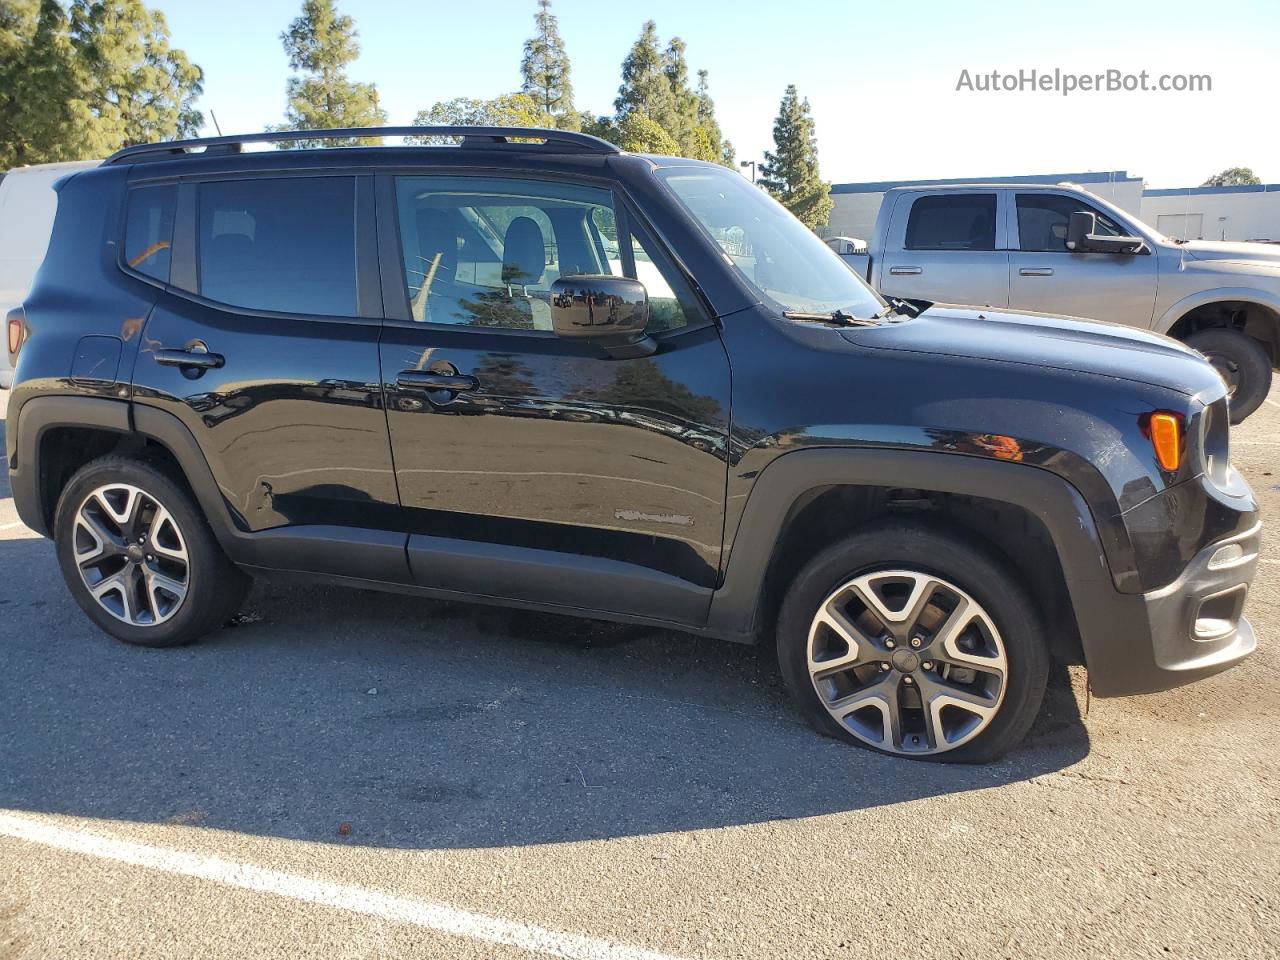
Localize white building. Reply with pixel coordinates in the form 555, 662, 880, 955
1140, 184, 1280, 242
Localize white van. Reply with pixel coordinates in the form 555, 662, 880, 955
0, 160, 99, 388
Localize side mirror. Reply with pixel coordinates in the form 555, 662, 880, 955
550, 275, 655, 359
1065, 211, 1095, 251
1066, 210, 1147, 255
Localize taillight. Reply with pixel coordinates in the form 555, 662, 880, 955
6, 307, 24, 357
1141, 411, 1184, 471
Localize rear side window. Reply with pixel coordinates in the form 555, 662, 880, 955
124, 185, 177, 282
905, 194, 997, 251
197, 177, 357, 317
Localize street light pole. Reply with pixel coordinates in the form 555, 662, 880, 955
739, 160, 756, 183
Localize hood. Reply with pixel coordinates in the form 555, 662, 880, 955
1180, 239, 1280, 267
840, 304, 1225, 399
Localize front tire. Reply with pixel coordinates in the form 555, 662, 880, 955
776, 522, 1049, 763
54, 455, 251, 647
1184, 328, 1272, 424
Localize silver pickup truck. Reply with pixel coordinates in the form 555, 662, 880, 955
867, 183, 1278, 422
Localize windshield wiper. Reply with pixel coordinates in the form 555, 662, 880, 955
782, 308, 879, 327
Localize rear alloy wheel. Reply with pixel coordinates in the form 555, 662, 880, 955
805, 570, 1006, 755
55, 455, 250, 647
777, 522, 1049, 762
73, 483, 190, 627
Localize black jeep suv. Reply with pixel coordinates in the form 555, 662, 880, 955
4, 126, 1261, 761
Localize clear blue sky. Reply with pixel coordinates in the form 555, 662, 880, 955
158, 0, 1279, 188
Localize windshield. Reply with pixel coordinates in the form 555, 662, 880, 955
657, 166, 886, 318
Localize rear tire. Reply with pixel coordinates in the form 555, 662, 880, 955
1184, 328, 1272, 424
54, 455, 251, 647
776, 521, 1049, 763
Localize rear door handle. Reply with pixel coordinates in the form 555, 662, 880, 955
1019, 267, 1054, 277
889, 266, 922, 275
396, 370, 480, 393
154, 347, 224, 370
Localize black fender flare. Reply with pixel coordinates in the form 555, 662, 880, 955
7, 395, 133, 537
706, 447, 1150, 687
7, 395, 238, 544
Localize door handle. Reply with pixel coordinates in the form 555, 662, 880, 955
1019, 267, 1054, 277
396, 370, 480, 393
889, 266, 922, 275
154, 347, 224, 370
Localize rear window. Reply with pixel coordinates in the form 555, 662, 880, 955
124, 185, 177, 283
196, 177, 357, 317
905, 194, 997, 251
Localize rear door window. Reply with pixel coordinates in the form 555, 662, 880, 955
124, 184, 177, 283
905, 194, 997, 251
196, 177, 358, 317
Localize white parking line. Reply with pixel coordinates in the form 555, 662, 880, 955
0, 812, 692, 960
1264, 397, 1280, 409
0, 521, 26, 531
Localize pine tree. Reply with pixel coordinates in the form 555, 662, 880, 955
1, 0, 201, 166
0, 1, 42, 165
615, 21, 675, 124
611, 21, 730, 162
695, 69, 733, 167
520, 0, 576, 130
659, 37, 698, 153
0, 0, 86, 167
274, 0, 385, 147
759, 84, 832, 229
69, 0, 204, 147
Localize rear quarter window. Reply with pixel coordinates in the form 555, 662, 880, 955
124, 184, 177, 283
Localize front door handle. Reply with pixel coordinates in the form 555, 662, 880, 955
1019, 267, 1055, 277
154, 347, 224, 370
396, 370, 480, 393
889, 266, 923, 275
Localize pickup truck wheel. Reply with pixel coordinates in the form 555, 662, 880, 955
53, 455, 251, 648
776, 522, 1049, 763
1184, 329, 1272, 424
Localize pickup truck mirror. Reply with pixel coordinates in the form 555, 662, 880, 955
550, 275, 655, 359
1066, 210, 1147, 255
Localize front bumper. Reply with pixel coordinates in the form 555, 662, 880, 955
1088, 521, 1261, 696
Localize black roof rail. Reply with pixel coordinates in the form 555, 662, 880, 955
103, 126, 622, 165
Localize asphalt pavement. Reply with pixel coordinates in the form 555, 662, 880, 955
1, 384, 1277, 960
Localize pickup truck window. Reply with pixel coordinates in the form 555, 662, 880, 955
1016, 193, 1125, 251
905, 194, 997, 251
658, 166, 884, 318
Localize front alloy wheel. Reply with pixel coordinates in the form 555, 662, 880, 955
73, 483, 190, 626
806, 570, 1007, 756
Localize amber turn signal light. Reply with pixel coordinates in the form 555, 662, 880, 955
1146, 412, 1183, 471
6, 307, 23, 357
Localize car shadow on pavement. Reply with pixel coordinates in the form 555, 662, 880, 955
0, 533, 1090, 850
